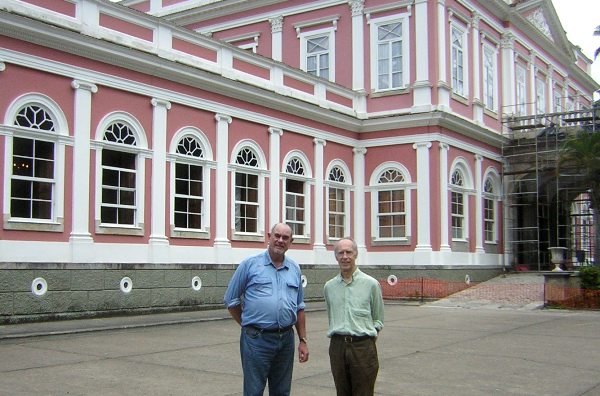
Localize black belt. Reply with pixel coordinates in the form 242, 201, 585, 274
250, 325, 293, 333
332, 334, 373, 343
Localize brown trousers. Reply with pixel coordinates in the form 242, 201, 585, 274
328, 335, 379, 396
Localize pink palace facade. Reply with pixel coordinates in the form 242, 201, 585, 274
0, 0, 597, 321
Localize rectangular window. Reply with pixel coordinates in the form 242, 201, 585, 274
483, 46, 496, 111
451, 191, 464, 239
285, 178, 305, 236
377, 189, 406, 238
174, 163, 203, 230
10, 137, 54, 220
328, 187, 345, 239
235, 172, 258, 233
484, 198, 495, 242
516, 65, 527, 116
451, 26, 465, 96
306, 35, 329, 79
553, 89, 562, 113
101, 149, 136, 225
536, 78, 546, 114
377, 22, 403, 90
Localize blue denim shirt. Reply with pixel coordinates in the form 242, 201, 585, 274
223, 250, 305, 329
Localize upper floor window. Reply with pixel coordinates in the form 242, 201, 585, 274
4, 94, 68, 232
231, 142, 266, 238
451, 25, 468, 97
298, 27, 335, 82
536, 77, 546, 114
553, 88, 562, 113
326, 163, 351, 240
483, 45, 497, 112
369, 14, 410, 91
516, 64, 527, 116
283, 153, 311, 239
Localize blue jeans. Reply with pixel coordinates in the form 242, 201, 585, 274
240, 326, 295, 396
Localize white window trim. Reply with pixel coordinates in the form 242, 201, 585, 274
93, 112, 148, 235
3, 94, 68, 231
482, 43, 498, 113
281, 150, 312, 241
516, 64, 527, 116
298, 27, 336, 82
450, 22, 469, 98
482, 169, 501, 244
225, 32, 260, 53
368, 12, 411, 92
168, 127, 214, 239
325, 160, 352, 242
229, 140, 267, 240
536, 77, 546, 114
368, 162, 414, 243
449, 159, 474, 242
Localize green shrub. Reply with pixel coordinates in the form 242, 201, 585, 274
579, 266, 600, 290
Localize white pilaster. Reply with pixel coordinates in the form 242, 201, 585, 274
439, 143, 451, 251
529, 52, 537, 115
412, 0, 432, 112
501, 33, 516, 116
313, 138, 326, 253
437, 0, 450, 110
349, 0, 365, 91
353, 147, 367, 260
269, 127, 283, 227
547, 66, 554, 112
471, 14, 483, 123
70, 80, 97, 260
413, 142, 432, 251
270, 16, 283, 62
474, 155, 484, 253
214, 114, 232, 256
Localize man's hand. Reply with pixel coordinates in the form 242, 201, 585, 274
298, 341, 309, 363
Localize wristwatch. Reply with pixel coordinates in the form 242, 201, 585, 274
299, 337, 308, 344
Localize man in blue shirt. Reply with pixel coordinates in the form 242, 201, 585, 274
224, 223, 309, 396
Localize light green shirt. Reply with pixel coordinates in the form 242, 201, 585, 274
324, 268, 384, 338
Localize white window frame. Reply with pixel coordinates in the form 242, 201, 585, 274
368, 13, 410, 92
553, 87, 562, 113
482, 169, 500, 244
368, 162, 414, 244
482, 43, 498, 112
516, 64, 527, 116
298, 27, 336, 82
325, 160, 351, 242
282, 151, 312, 242
450, 22, 469, 97
169, 127, 214, 239
449, 159, 473, 242
230, 140, 266, 241
2, 94, 68, 232
93, 112, 148, 236
536, 77, 546, 114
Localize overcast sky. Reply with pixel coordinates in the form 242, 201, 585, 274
551, 0, 600, 86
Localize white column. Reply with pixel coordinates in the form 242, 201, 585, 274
214, 114, 232, 254
269, 127, 283, 227
439, 143, 451, 251
437, 0, 450, 110
547, 66, 554, 112
270, 16, 283, 62
474, 155, 484, 253
349, 0, 365, 91
413, 142, 432, 251
471, 14, 483, 123
412, 0, 432, 112
501, 33, 516, 116
70, 80, 97, 255
529, 52, 537, 115
149, 99, 171, 256
353, 147, 367, 260
313, 138, 326, 252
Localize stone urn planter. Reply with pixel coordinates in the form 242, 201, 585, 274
548, 247, 567, 272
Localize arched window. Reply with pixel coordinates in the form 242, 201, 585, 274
4, 94, 67, 231
326, 161, 351, 240
449, 161, 473, 241
282, 152, 312, 239
483, 177, 495, 242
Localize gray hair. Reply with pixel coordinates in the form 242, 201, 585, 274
333, 237, 358, 255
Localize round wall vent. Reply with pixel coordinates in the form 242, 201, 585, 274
120, 277, 133, 293
31, 277, 48, 296
191, 276, 202, 291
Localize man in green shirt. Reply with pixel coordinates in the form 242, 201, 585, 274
324, 237, 384, 396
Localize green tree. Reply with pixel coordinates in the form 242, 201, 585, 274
559, 127, 600, 266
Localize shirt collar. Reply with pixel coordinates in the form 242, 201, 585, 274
336, 267, 360, 283
263, 250, 289, 269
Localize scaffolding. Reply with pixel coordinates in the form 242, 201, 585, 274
502, 105, 599, 271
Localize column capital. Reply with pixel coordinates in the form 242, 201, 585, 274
313, 137, 327, 147
475, 154, 483, 162
270, 15, 283, 33
352, 147, 367, 156
215, 114, 232, 123
71, 79, 98, 93
151, 98, 171, 109
268, 126, 283, 136
348, 0, 364, 16
413, 142, 432, 150
439, 142, 450, 151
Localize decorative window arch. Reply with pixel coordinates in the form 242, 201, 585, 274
482, 168, 501, 243
282, 150, 312, 240
169, 127, 214, 238
325, 160, 352, 241
369, 162, 414, 243
230, 140, 267, 239
3, 93, 68, 231
449, 159, 473, 241
93, 112, 147, 235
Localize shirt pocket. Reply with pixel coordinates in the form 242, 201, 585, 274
251, 276, 273, 296
286, 280, 299, 300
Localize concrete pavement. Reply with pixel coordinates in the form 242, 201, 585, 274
1, 301, 600, 395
